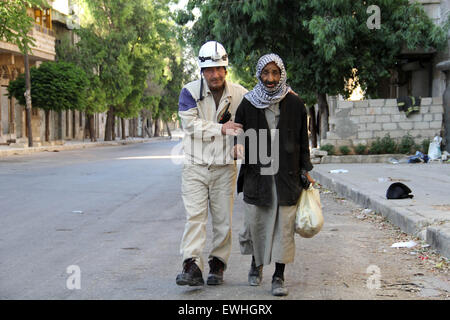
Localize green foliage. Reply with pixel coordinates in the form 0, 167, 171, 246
369, 138, 384, 155
369, 134, 397, 154
56, 33, 107, 115
157, 52, 190, 122
397, 134, 416, 154
0, 0, 49, 53
420, 138, 431, 154
73, 0, 178, 120
180, 0, 449, 104
320, 143, 335, 155
354, 143, 367, 155
380, 134, 397, 154
7, 61, 89, 112
339, 145, 351, 155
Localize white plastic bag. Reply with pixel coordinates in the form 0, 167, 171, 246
428, 135, 442, 160
295, 185, 324, 238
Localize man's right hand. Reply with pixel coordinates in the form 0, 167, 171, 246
233, 144, 245, 160
221, 120, 243, 136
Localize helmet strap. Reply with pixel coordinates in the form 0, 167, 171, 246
199, 70, 204, 101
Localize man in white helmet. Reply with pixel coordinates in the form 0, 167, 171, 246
176, 41, 248, 286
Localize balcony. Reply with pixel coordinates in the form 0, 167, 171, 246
29, 24, 56, 61
0, 24, 56, 62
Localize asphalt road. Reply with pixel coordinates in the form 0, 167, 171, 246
0, 140, 448, 300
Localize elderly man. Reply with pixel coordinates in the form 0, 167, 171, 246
176, 41, 247, 287
234, 53, 314, 296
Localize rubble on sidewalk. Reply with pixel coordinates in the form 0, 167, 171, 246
311, 148, 328, 164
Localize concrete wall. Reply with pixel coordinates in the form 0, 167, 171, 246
385, 1, 449, 99
424, 0, 449, 97
321, 96, 444, 148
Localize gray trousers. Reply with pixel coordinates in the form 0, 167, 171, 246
239, 177, 296, 267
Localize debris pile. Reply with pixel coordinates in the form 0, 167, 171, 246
310, 148, 327, 164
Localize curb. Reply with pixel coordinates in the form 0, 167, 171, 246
310, 169, 450, 259
0, 136, 172, 157
427, 223, 450, 259
319, 154, 408, 164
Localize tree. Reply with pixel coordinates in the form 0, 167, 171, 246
7, 61, 89, 142
0, 0, 49, 146
0, 0, 48, 52
56, 30, 107, 141
79, 0, 176, 141
155, 52, 190, 137
180, 0, 449, 146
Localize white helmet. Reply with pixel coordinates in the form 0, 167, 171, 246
198, 41, 228, 69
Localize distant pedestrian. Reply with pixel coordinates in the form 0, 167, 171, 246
233, 53, 314, 296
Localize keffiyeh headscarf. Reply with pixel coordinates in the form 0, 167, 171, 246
244, 53, 291, 109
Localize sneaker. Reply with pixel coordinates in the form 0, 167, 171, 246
271, 276, 288, 296
248, 264, 263, 286
176, 258, 204, 286
206, 257, 225, 285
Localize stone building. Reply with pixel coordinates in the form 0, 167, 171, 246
0, 4, 55, 146
0, 0, 88, 146
1, 1, 178, 146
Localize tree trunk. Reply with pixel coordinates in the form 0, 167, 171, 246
88, 114, 96, 142
24, 52, 33, 147
58, 111, 63, 140
104, 106, 114, 141
148, 115, 153, 137
112, 115, 116, 140
442, 70, 450, 153
307, 105, 318, 148
121, 118, 126, 140
317, 93, 330, 142
154, 116, 160, 137
72, 110, 76, 139
129, 118, 134, 137
130, 118, 134, 137
164, 120, 172, 138
45, 109, 50, 142
141, 117, 146, 137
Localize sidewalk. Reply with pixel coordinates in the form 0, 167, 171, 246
310, 162, 450, 259
0, 131, 184, 157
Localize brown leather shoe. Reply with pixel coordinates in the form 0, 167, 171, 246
176, 258, 204, 286
206, 257, 225, 285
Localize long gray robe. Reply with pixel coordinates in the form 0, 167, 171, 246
238, 103, 297, 267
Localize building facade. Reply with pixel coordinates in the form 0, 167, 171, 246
0, 4, 56, 146
0, 0, 91, 146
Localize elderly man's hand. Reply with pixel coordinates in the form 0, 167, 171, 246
233, 144, 245, 160
221, 120, 243, 136
305, 172, 315, 185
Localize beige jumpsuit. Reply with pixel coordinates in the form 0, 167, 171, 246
178, 79, 247, 272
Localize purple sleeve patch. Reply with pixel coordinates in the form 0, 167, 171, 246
179, 88, 197, 112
